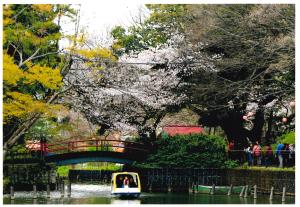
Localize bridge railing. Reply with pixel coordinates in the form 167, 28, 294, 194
46, 139, 149, 154
4, 139, 150, 163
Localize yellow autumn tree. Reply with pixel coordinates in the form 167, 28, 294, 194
3, 4, 118, 156
3, 4, 77, 155
3, 52, 63, 122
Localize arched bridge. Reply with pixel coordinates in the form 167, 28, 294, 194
4, 139, 150, 165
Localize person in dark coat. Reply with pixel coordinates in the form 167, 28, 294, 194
282, 143, 290, 168
264, 143, 273, 167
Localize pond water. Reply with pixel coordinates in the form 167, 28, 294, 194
3, 184, 295, 204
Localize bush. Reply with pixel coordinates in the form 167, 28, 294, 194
224, 160, 239, 168
56, 163, 122, 176
277, 131, 295, 144
134, 134, 228, 168
10, 144, 29, 154
57, 166, 70, 177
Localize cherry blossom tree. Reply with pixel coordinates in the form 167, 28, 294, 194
64, 45, 187, 139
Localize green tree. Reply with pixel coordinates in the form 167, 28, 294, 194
183, 5, 295, 146
122, 4, 295, 146
134, 134, 228, 168
110, 4, 188, 56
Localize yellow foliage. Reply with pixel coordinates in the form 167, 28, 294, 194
75, 47, 117, 61
3, 92, 62, 123
3, 5, 14, 26
64, 33, 86, 49
3, 55, 63, 122
3, 53, 62, 90
32, 4, 53, 13
112, 43, 123, 50
3, 54, 24, 85
24, 64, 63, 90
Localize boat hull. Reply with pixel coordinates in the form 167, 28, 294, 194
112, 192, 140, 198
193, 185, 243, 194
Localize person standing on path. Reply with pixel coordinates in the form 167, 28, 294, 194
282, 143, 290, 168
244, 143, 253, 166
275, 142, 285, 168
288, 144, 295, 167
264, 143, 273, 167
228, 140, 235, 160
252, 141, 262, 166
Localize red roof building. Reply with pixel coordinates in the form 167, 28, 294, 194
162, 125, 204, 137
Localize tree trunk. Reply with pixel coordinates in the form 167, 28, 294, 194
219, 111, 249, 148
3, 86, 72, 158
248, 109, 265, 143
265, 110, 273, 144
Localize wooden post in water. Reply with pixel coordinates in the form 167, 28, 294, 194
60, 180, 65, 198
253, 198, 257, 204
239, 186, 245, 197
269, 186, 274, 200
33, 184, 37, 199
149, 181, 152, 192
67, 181, 71, 197
188, 178, 192, 193
56, 177, 60, 191
192, 182, 195, 194
167, 176, 171, 193
282, 186, 286, 203
46, 184, 50, 198
10, 186, 14, 200
55, 179, 58, 191
57, 174, 60, 190
167, 185, 172, 193
210, 184, 215, 195
253, 185, 257, 199
227, 184, 233, 196
243, 185, 248, 198
103, 174, 107, 184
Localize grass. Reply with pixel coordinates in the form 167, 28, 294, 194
235, 165, 295, 172
56, 162, 123, 177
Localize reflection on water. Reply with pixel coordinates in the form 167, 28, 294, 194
111, 199, 141, 205
3, 184, 295, 204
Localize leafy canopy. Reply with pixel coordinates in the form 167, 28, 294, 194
3, 5, 70, 123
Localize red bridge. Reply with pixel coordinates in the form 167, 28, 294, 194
5, 138, 150, 165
